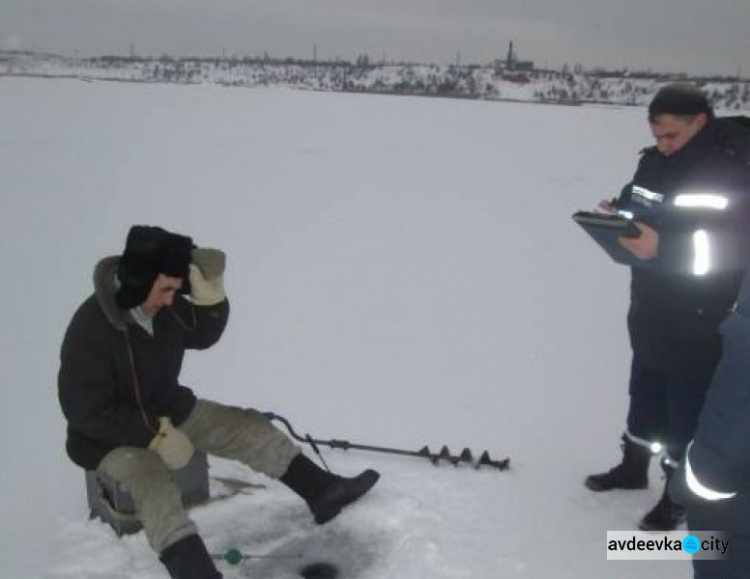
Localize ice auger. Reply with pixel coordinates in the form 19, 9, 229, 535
265, 412, 510, 472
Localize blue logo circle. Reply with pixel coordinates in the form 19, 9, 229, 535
683, 535, 701, 554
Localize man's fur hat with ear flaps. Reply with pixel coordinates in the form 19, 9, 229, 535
115, 225, 194, 309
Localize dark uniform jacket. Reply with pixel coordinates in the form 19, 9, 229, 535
58, 257, 230, 470
615, 117, 750, 382
669, 266, 750, 578
689, 264, 750, 497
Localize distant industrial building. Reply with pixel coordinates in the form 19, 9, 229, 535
494, 41, 534, 80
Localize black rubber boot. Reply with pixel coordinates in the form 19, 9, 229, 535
280, 454, 380, 524
638, 463, 686, 531
585, 438, 651, 492
159, 534, 222, 579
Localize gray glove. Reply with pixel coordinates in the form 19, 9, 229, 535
189, 248, 226, 306
148, 417, 195, 470
191, 248, 226, 279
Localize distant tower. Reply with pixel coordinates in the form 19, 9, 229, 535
506, 41, 516, 70
495, 40, 534, 77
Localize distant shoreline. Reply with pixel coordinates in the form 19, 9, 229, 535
2, 54, 748, 112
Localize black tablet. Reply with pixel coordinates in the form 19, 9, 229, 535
572, 211, 641, 239
572, 210, 647, 267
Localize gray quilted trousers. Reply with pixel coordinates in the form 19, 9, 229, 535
97, 399, 300, 554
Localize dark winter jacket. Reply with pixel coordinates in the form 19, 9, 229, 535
58, 257, 230, 470
668, 265, 750, 577
687, 264, 750, 497
616, 117, 750, 382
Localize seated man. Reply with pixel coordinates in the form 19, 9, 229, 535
58, 225, 379, 579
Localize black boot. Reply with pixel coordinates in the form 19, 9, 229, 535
280, 454, 380, 524
638, 463, 686, 531
159, 534, 222, 579
585, 438, 651, 492
638, 491, 686, 531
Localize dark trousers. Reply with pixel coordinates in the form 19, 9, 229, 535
689, 497, 750, 579
626, 356, 710, 462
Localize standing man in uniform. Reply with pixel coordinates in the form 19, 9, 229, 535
584, 84, 750, 531
669, 262, 750, 578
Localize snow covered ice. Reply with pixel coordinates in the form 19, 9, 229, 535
0, 77, 693, 577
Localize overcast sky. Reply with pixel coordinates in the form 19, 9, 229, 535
3, 0, 749, 76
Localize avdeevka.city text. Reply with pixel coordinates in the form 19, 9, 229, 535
607, 535, 729, 555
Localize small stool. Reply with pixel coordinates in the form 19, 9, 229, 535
86, 451, 210, 536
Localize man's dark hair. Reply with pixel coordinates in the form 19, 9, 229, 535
648, 83, 713, 122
